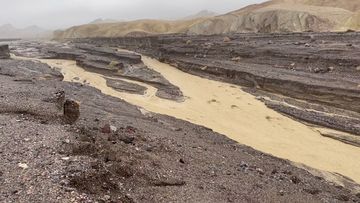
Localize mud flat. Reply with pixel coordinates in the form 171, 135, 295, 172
2, 41, 360, 202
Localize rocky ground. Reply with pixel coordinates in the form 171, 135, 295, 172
75, 32, 360, 145
1, 38, 360, 202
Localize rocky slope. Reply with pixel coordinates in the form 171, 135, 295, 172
1, 43, 360, 202
54, 0, 360, 39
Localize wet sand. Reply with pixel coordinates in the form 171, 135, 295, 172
36, 57, 360, 185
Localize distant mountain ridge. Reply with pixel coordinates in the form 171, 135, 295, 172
0, 24, 51, 39
182, 10, 218, 20
89, 18, 121, 24
54, 0, 360, 39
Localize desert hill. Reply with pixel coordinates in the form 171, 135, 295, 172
54, 18, 207, 39
54, 0, 360, 39
187, 0, 357, 34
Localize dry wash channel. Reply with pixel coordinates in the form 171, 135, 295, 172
37, 55, 360, 185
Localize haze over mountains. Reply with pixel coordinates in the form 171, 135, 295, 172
0, 24, 51, 39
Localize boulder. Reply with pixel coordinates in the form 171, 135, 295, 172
63, 99, 80, 124
0, 45, 10, 59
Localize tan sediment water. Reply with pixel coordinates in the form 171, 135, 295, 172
25, 57, 360, 185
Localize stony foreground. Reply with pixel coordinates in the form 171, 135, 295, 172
1, 40, 360, 202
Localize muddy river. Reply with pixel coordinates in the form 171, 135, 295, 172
23, 55, 360, 185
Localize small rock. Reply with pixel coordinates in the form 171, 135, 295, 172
125, 126, 136, 134
60, 179, 70, 186
313, 68, 321, 73
223, 37, 231, 42
346, 43, 353, 47
314, 67, 331, 73
309, 35, 316, 42
231, 57, 242, 62
256, 168, 265, 175
305, 43, 310, 47
356, 66, 360, 71
101, 124, 111, 134
240, 161, 249, 169
201, 66, 207, 70
279, 190, 285, 196
290, 176, 301, 184
110, 125, 117, 132
271, 169, 278, 174
103, 195, 111, 201
61, 157, 70, 161
119, 136, 135, 144
171, 127, 182, 132
327, 66, 334, 72
179, 158, 185, 164
186, 40, 192, 45
255, 96, 265, 102
18, 163, 29, 169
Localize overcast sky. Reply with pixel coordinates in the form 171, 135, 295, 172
0, 0, 267, 30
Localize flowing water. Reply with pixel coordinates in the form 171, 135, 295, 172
21, 56, 360, 185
